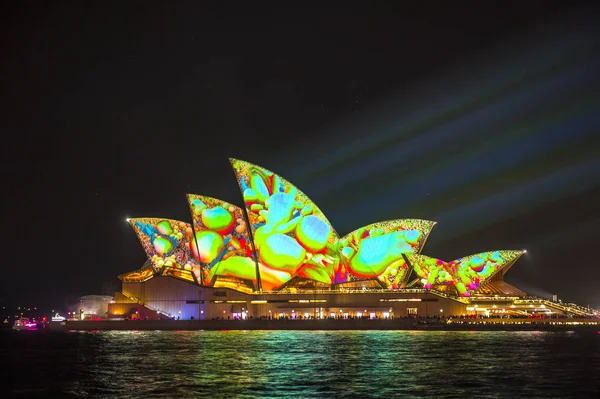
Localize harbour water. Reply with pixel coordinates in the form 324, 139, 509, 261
1, 329, 599, 398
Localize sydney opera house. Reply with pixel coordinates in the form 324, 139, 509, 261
107, 159, 593, 320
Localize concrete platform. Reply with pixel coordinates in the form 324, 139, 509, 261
45, 318, 600, 332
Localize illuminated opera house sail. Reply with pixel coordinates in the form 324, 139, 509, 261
110, 158, 585, 320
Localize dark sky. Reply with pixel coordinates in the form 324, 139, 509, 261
2, 2, 599, 309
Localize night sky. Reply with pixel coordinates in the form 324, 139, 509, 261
2, 2, 599, 310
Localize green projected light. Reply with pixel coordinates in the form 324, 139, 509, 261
409, 250, 525, 296
128, 218, 202, 284
230, 158, 341, 287
187, 195, 256, 285
339, 219, 435, 287
124, 158, 523, 294
409, 255, 455, 289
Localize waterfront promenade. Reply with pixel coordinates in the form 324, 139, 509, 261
45, 317, 600, 332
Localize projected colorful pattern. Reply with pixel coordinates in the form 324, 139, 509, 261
339, 219, 436, 287
230, 158, 341, 287
119, 265, 155, 283
453, 250, 523, 295
128, 218, 202, 283
408, 255, 454, 289
410, 250, 524, 296
124, 158, 523, 294
161, 267, 196, 283
187, 194, 279, 289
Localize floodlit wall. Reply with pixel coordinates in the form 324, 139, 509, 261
141, 277, 204, 320
122, 282, 143, 303
114, 292, 136, 304
115, 276, 468, 318
133, 277, 251, 320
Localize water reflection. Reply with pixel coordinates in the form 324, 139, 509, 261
2, 330, 599, 398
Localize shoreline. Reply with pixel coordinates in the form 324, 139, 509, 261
30, 318, 600, 332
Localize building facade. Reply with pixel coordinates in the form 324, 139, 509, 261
108, 158, 594, 320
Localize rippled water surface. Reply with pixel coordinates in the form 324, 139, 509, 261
1, 329, 599, 398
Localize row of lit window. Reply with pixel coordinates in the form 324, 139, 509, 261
210, 299, 329, 304
210, 298, 450, 304
380, 299, 422, 302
